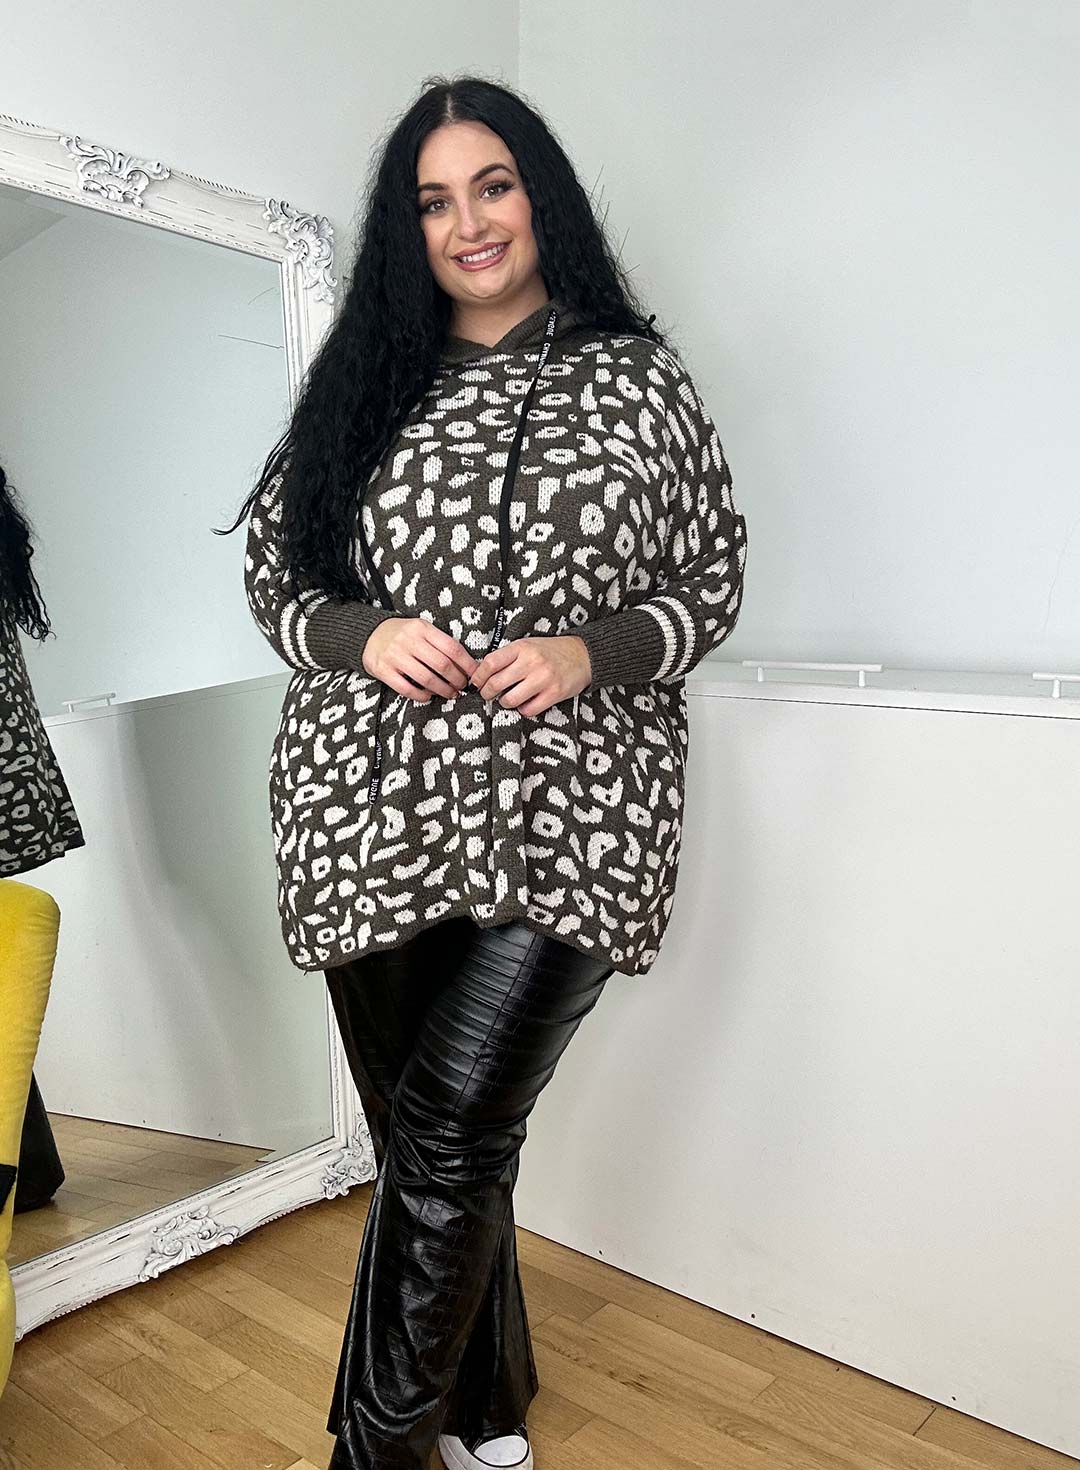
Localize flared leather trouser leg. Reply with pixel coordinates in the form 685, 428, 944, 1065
325, 915, 533, 1447
323, 919, 614, 1469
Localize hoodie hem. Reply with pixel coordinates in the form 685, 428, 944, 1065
289, 893, 658, 978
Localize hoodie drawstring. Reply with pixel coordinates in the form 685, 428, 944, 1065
359, 305, 560, 805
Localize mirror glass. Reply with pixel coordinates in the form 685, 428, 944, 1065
0, 179, 335, 1267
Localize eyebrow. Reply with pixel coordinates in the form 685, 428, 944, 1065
416, 162, 514, 196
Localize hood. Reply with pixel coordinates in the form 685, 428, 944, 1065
440, 293, 589, 366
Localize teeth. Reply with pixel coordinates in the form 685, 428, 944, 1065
459, 243, 506, 262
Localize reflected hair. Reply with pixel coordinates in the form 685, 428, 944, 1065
0, 461, 51, 641
216, 72, 671, 601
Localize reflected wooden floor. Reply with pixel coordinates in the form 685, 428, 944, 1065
7, 1114, 268, 1266
3, 1182, 1077, 1469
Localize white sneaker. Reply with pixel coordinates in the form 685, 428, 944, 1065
438, 1422, 533, 1469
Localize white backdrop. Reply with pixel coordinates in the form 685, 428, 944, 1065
6, 3, 1075, 702
519, 665, 1080, 1456
522, 0, 1080, 677
0, 187, 293, 715
34, 673, 332, 1156
4, 0, 1079, 1457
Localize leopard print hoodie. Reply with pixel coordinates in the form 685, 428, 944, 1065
244, 295, 747, 975
0, 601, 84, 876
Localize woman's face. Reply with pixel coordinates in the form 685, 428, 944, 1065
417, 120, 542, 309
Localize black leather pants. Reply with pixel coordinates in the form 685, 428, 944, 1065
323, 917, 614, 1469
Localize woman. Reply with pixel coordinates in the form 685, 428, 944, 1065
227, 74, 747, 1470
0, 459, 82, 1214
0, 463, 84, 877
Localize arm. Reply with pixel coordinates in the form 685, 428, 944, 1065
573, 362, 747, 689
244, 469, 395, 671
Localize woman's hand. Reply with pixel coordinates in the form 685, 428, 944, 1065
363, 617, 478, 702
469, 635, 592, 717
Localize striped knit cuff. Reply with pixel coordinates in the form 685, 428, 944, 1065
302, 598, 396, 671
574, 606, 666, 689
575, 596, 702, 689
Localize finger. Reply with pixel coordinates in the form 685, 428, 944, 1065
400, 651, 462, 700
472, 642, 522, 693
418, 619, 478, 678
516, 688, 558, 718
412, 631, 472, 689
495, 671, 549, 712
482, 647, 543, 701
379, 668, 434, 702
411, 634, 471, 691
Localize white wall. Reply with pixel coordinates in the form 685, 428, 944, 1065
0, 1, 520, 714
519, 670, 1080, 1456
7, 0, 1075, 682
520, 0, 1080, 676
36, 674, 332, 1156
0, 1, 519, 284
5, 1, 1080, 1454
0, 192, 292, 714
0, 0, 521, 1187
12, 3, 1074, 695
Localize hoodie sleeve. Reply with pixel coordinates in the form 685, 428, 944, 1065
574, 360, 747, 689
244, 468, 395, 672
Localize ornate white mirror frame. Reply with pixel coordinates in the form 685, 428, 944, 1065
1, 110, 376, 1337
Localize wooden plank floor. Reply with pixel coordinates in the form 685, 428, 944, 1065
3, 1180, 1077, 1469
8, 1115, 268, 1267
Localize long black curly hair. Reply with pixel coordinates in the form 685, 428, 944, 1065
0, 460, 52, 641
217, 71, 673, 602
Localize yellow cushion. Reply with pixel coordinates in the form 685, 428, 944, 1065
0, 878, 59, 1397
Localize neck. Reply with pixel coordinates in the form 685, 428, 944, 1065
448, 279, 551, 347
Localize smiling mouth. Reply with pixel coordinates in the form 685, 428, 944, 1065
454, 242, 510, 265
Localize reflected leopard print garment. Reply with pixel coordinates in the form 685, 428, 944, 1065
0, 603, 84, 876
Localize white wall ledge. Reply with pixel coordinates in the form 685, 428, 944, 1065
41, 659, 1080, 730
41, 670, 292, 728
687, 658, 1080, 720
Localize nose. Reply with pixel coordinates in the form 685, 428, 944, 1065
455, 200, 490, 240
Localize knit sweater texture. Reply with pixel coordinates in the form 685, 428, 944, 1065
244, 294, 747, 975
0, 603, 85, 876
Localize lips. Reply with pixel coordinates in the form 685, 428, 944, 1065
453, 241, 509, 267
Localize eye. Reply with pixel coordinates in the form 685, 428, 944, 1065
420, 179, 514, 215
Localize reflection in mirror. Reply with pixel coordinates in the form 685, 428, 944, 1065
0, 178, 299, 713
0, 178, 336, 1269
